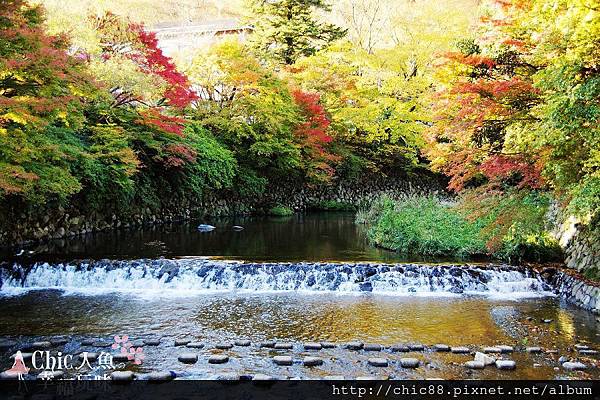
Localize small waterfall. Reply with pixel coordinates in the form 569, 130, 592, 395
0, 259, 553, 298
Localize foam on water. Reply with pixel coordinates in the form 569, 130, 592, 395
0, 259, 554, 299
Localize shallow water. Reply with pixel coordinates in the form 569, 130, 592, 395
0, 213, 598, 380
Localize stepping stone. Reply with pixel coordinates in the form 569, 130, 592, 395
483, 347, 502, 354
253, 374, 275, 381
215, 343, 233, 349
187, 342, 204, 349
214, 373, 240, 380
323, 375, 345, 380
32, 341, 52, 349
260, 341, 275, 348
50, 338, 69, 346
368, 357, 388, 367
408, 344, 425, 351
143, 339, 161, 346
346, 341, 363, 350
433, 344, 450, 352
175, 339, 191, 346
451, 346, 470, 354
131, 340, 145, 347
274, 343, 293, 350
303, 356, 323, 366
363, 344, 383, 351
321, 342, 336, 348
495, 360, 516, 370
304, 342, 322, 350
178, 353, 198, 364
391, 344, 409, 352
526, 347, 542, 353
273, 356, 293, 366
113, 354, 130, 362
81, 339, 95, 345
146, 371, 175, 381
111, 371, 135, 381
208, 355, 229, 364
562, 362, 587, 371
474, 352, 496, 366
574, 344, 589, 350
464, 361, 485, 369
579, 349, 598, 355
0, 340, 16, 349
93, 341, 112, 348
78, 352, 98, 361
399, 358, 420, 368
235, 340, 251, 347
497, 345, 514, 353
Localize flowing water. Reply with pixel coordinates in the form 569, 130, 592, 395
0, 213, 598, 380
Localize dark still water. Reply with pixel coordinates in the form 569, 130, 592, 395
3, 212, 445, 264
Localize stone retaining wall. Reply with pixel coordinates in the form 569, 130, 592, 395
0, 172, 445, 247
541, 267, 600, 314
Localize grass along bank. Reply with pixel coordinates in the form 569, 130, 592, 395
357, 193, 562, 263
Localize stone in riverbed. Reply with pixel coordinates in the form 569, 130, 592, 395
574, 344, 589, 350
562, 362, 587, 371
178, 353, 198, 364
483, 347, 502, 354
579, 349, 598, 355
260, 341, 276, 348
0, 371, 20, 380
323, 375, 345, 380
495, 360, 516, 370
497, 345, 514, 353
304, 342, 322, 350
32, 341, 52, 349
408, 344, 425, 351
113, 354, 130, 362
0, 340, 16, 349
215, 343, 233, 349
143, 338, 161, 346
474, 352, 496, 366
368, 358, 388, 367
92, 341, 112, 348
273, 356, 293, 366
526, 347, 542, 353
214, 373, 240, 380
346, 341, 363, 350
451, 346, 470, 354
208, 355, 229, 364
274, 342, 293, 350
363, 344, 383, 351
175, 338, 192, 346
50, 337, 69, 346
187, 342, 205, 349
321, 342, 336, 349
433, 344, 450, 352
399, 358, 420, 368
81, 339, 95, 346
464, 361, 485, 370
558, 356, 569, 364
303, 356, 323, 366
146, 371, 175, 381
111, 371, 135, 381
391, 344, 410, 352
253, 374, 275, 381
235, 339, 251, 347
542, 319, 553, 323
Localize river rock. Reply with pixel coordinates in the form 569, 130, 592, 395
321, 342, 336, 348
175, 338, 192, 346
178, 353, 198, 364
214, 373, 240, 380
260, 341, 276, 348
323, 375, 345, 380
303, 356, 323, 366
368, 358, 388, 367
0, 371, 20, 380
215, 343, 233, 349
391, 344, 410, 352
526, 347, 542, 353
400, 358, 420, 368
497, 345, 514, 353
304, 342, 322, 350
495, 360, 516, 370
235, 339, 251, 347
253, 374, 275, 381
433, 344, 450, 352
0, 340, 16, 349
92, 341, 112, 348
208, 355, 229, 364
32, 341, 52, 349
232, 226, 244, 231
112, 354, 130, 362
558, 356, 569, 364
273, 356, 293, 366
346, 341, 363, 350
574, 344, 589, 350
274, 342, 293, 350
451, 346, 470, 354
81, 339, 95, 346
197, 224, 216, 232
50, 338, 69, 346
143, 338, 161, 346
146, 371, 175, 381
464, 361, 485, 369
111, 371, 135, 381
363, 344, 383, 351
579, 349, 598, 355
408, 344, 425, 351
562, 361, 587, 371
474, 352, 496, 366
483, 347, 502, 354
187, 342, 205, 349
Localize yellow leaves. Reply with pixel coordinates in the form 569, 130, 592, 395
1, 112, 28, 126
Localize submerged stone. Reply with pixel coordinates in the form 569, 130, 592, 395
391, 344, 410, 352
187, 342, 205, 349
368, 358, 388, 367
483, 347, 502, 354
321, 342, 336, 349
303, 356, 323, 366
215, 343, 233, 349
526, 347, 542, 353
408, 344, 425, 351
175, 339, 192, 346
32, 341, 52, 349
143, 338, 161, 346
260, 341, 276, 348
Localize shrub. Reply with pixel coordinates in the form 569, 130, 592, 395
310, 200, 356, 211
268, 205, 294, 217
